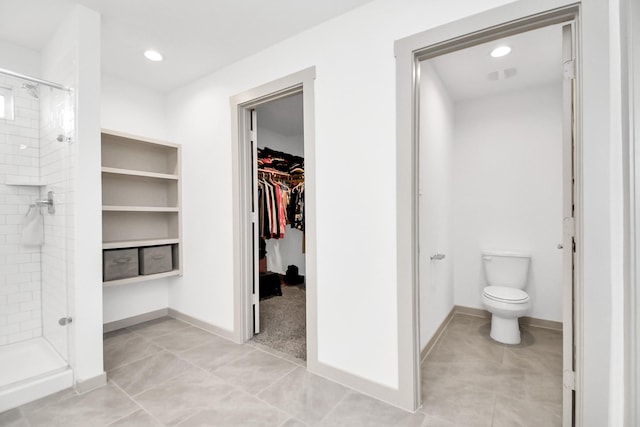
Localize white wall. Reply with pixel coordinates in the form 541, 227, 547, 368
101, 74, 168, 140
41, 4, 103, 385
418, 61, 455, 349
100, 74, 171, 323
0, 41, 40, 77
166, 0, 516, 391
452, 83, 563, 322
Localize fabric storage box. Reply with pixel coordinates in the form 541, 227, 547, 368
103, 248, 139, 281
139, 245, 173, 275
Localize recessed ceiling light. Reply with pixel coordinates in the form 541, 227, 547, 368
490, 46, 511, 58
144, 50, 163, 62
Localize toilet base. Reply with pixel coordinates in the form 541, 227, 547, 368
489, 315, 521, 344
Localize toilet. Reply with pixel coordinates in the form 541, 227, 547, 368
481, 251, 531, 345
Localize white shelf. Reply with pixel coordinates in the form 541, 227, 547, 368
103, 238, 180, 250
101, 129, 182, 288
102, 206, 179, 212
103, 270, 181, 287
101, 167, 179, 181
4, 177, 45, 186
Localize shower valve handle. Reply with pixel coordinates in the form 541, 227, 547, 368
58, 317, 73, 326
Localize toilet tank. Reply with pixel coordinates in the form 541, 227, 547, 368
482, 251, 530, 289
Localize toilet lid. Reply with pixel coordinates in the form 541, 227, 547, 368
483, 286, 530, 303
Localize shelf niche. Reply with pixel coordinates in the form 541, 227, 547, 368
101, 129, 182, 286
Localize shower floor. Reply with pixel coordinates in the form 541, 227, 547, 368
0, 338, 67, 389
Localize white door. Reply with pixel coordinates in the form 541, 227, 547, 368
250, 109, 261, 334
561, 22, 577, 427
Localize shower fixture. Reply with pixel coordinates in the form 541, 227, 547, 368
22, 83, 39, 99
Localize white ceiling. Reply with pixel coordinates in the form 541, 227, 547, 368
0, 0, 376, 92
429, 23, 564, 102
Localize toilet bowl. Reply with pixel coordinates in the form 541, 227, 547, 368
481, 251, 531, 345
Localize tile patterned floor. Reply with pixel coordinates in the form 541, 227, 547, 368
2, 314, 562, 426
420, 314, 563, 427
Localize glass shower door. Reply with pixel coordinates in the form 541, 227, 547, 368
0, 70, 74, 402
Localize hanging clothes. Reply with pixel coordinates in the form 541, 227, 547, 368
257, 146, 305, 240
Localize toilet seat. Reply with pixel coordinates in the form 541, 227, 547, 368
482, 286, 529, 304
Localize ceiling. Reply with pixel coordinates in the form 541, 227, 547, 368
0, 0, 376, 92
429, 23, 564, 102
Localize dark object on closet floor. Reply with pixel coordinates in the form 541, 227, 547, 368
260, 272, 282, 300
284, 265, 305, 285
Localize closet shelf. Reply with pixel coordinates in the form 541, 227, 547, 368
101, 167, 179, 181
102, 206, 179, 212
103, 269, 181, 287
103, 238, 180, 250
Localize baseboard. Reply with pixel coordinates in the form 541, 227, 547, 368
454, 305, 491, 319
168, 308, 235, 341
307, 359, 411, 412
453, 305, 562, 331
103, 308, 169, 333
75, 372, 107, 394
520, 316, 562, 331
420, 307, 456, 362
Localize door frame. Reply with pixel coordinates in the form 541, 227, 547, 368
230, 67, 318, 364
394, 0, 583, 419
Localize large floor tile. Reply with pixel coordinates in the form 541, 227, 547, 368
128, 317, 191, 339
0, 408, 28, 427
317, 392, 421, 427
502, 345, 562, 376
259, 366, 348, 425
18, 387, 77, 414
176, 390, 289, 427
108, 409, 163, 427
150, 326, 220, 353
280, 419, 310, 427
25, 382, 138, 427
180, 336, 257, 372
104, 328, 161, 371
108, 351, 201, 396
134, 369, 233, 425
420, 378, 496, 427
418, 413, 462, 427
492, 395, 562, 427
213, 350, 297, 394
428, 326, 504, 365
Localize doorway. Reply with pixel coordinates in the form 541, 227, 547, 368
417, 22, 573, 426
230, 67, 318, 367
250, 94, 307, 361
394, 3, 581, 424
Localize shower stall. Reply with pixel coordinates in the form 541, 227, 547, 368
0, 68, 75, 411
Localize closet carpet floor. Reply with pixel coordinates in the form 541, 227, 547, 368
251, 284, 307, 361
2, 314, 562, 427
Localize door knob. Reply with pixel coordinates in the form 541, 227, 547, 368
557, 244, 563, 249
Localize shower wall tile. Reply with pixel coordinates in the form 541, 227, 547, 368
0, 75, 43, 345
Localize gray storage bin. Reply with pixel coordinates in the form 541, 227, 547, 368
103, 248, 139, 281
139, 245, 173, 275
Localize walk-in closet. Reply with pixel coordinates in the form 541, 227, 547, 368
251, 93, 306, 361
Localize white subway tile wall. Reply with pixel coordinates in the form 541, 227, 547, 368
0, 75, 43, 345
